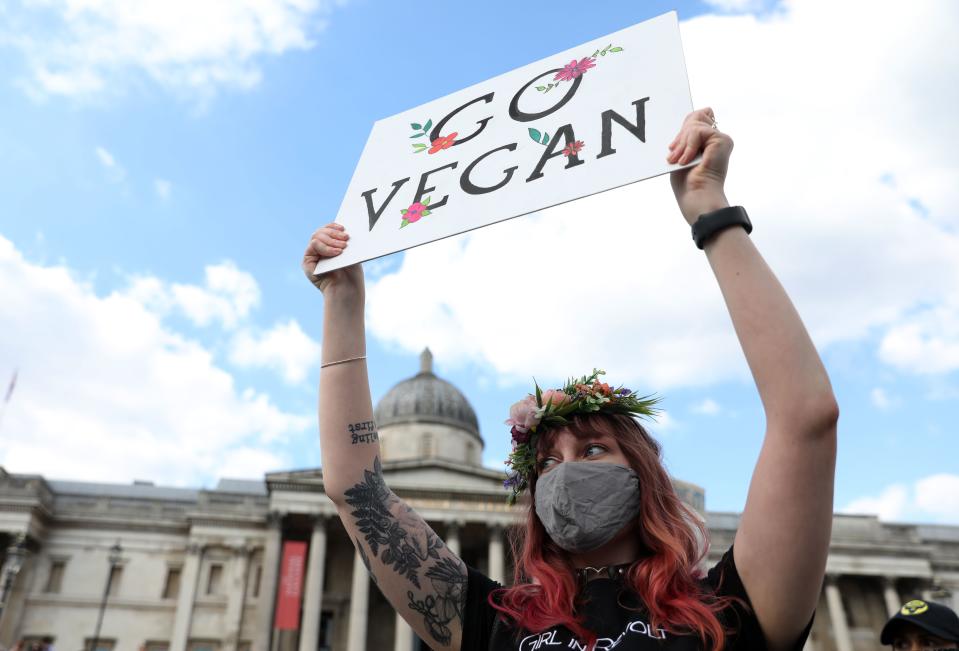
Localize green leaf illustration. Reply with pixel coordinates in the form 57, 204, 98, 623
610, 46, 623, 52
592, 49, 600, 57
535, 86, 546, 91
422, 210, 431, 217
411, 133, 424, 138
422, 196, 432, 205
411, 122, 422, 130
600, 50, 606, 56
528, 128, 542, 144
412, 143, 427, 152
401, 208, 408, 214
542, 133, 550, 146
400, 219, 409, 229
424, 119, 433, 131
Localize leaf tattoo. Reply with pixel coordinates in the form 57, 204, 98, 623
344, 457, 443, 589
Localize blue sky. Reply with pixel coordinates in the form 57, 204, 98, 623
1, 0, 957, 524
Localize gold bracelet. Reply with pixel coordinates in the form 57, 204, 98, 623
320, 355, 367, 369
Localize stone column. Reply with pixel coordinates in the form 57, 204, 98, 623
223, 545, 252, 651
253, 511, 284, 651
824, 576, 853, 651
393, 611, 415, 651
347, 547, 370, 651
171, 543, 203, 651
446, 521, 461, 557
487, 525, 505, 584
0, 536, 33, 646
299, 515, 328, 651
882, 577, 901, 617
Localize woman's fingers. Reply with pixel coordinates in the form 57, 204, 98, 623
308, 234, 347, 257
669, 107, 721, 163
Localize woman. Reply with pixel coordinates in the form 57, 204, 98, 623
302, 108, 838, 650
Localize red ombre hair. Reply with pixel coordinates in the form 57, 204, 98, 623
491, 412, 731, 650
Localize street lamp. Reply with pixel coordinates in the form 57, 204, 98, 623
0, 534, 28, 624
90, 540, 123, 651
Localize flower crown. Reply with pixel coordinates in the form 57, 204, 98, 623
503, 369, 660, 504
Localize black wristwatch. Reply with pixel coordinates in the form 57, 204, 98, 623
691, 206, 752, 250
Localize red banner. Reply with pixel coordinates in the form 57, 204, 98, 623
274, 541, 307, 630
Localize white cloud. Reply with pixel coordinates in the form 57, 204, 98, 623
154, 178, 172, 200
870, 387, 896, 411
127, 261, 261, 329
229, 319, 321, 384
914, 474, 959, 521
843, 474, 959, 524
878, 293, 959, 374
842, 484, 910, 522
95, 146, 125, 182
0, 234, 308, 485
2, 0, 340, 101
365, 1, 959, 390
703, 0, 766, 12
692, 398, 721, 416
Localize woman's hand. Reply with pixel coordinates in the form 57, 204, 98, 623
667, 107, 734, 225
301, 223, 364, 298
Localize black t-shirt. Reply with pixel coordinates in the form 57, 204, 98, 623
461, 547, 811, 651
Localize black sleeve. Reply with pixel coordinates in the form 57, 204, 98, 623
460, 565, 502, 651
705, 546, 813, 651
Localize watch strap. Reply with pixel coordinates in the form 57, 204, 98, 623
691, 206, 752, 250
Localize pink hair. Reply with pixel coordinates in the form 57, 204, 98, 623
491, 412, 732, 649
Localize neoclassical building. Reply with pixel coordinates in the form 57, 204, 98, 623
0, 350, 957, 651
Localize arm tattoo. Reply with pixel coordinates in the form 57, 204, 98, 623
344, 457, 442, 588
354, 536, 377, 585
407, 557, 468, 646
348, 420, 379, 444
345, 457, 468, 646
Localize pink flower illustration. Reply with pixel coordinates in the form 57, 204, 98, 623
554, 57, 596, 82
562, 140, 585, 157
404, 202, 426, 223
428, 132, 458, 154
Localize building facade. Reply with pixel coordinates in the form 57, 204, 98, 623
0, 350, 957, 651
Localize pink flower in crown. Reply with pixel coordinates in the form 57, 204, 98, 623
540, 389, 571, 409
554, 57, 596, 82
505, 395, 540, 435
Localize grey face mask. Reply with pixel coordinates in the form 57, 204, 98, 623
534, 461, 641, 554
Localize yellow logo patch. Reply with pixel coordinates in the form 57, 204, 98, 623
901, 600, 929, 616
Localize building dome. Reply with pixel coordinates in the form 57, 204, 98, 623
374, 349, 481, 442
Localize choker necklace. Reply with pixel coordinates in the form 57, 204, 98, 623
576, 562, 632, 588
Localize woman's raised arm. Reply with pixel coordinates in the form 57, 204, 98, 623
668, 110, 839, 651
303, 224, 469, 650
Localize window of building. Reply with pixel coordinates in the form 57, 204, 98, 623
107, 565, 123, 596
162, 567, 182, 599
319, 611, 335, 651
45, 560, 65, 593
420, 433, 434, 457
84, 639, 115, 651
187, 641, 220, 651
144, 643, 169, 651
250, 564, 262, 598
206, 563, 223, 595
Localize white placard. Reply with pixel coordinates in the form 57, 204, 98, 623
315, 11, 693, 274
